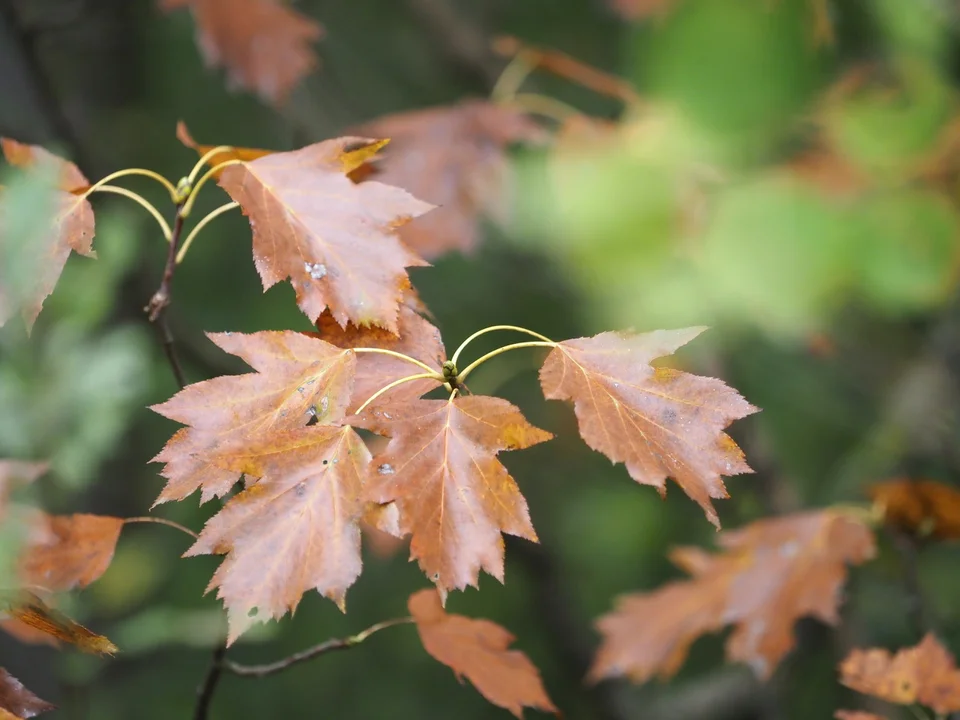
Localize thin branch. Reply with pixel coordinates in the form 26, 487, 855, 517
123, 516, 198, 540
223, 617, 413, 678
145, 207, 187, 387
193, 643, 227, 720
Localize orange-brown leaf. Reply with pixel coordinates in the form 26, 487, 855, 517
151, 331, 355, 504
186, 426, 370, 643
216, 138, 434, 331
19, 513, 124, 592
834, 712, 887, 720
308, 292, 445, 413
840, 633, 960, 714
353, 396, 552, 593
3, 592, 117, 656
539, 328, 758, 528
868, 478, 960, 540
410, 589, 558, 718
0, 667, 54, 719
349, 100, 545, 258
158, 0, 323, 106
175, 121, 273, 175
591, 509, 876, 683
0, 140, 95, 332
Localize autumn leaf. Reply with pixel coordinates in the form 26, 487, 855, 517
409, 589, 558, 718
158, 0, 323, 106
868, 478, 960, 540
840, 633, 960, 714
19, 513, 124, 592
185, 425, 370, 643
0, 667, 54, 719
834, 712, 887, 720
152, 331, 355, 504
591, 509, 876, 683
349, 100, 545, 258
308, 291, 445, 413
215, 138, 434, 331
1, 592, 117, 656
0, 140, 95, 332
539, 328, 757, 528
176, 121, 273, 176
352, 396, 552, 593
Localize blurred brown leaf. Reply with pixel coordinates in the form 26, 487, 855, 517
868, 478, 960, 540
2, 592, 117, 656
0, 667, 54, 718
20, 513, 124, 592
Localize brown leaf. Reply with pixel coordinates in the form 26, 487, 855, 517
0, 667, 54, 719
409, 589, 558, 718
19, 513, 124, 592
349, 100, 545, 258
606, 0, 676, 22
2, 592, 117, 656
175, 121, 273, 176
151, 331, 355, 504
591, 509, 876, 683
352, 396, 552, 593
0, 619, 60, 649
539, 328, 758, 528
186, 426, 370, 643
158, 0, 323, 106
216, 138, 434, 330
308, 291, 445, 413
840, 633, 960, 714
0, 140, 95, 332
834, 712, 888, 720
868, 478, 960, 540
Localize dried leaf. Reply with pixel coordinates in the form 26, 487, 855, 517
410, 589, 558, 718
216, 138, 434, 330
0, 619, 60, 649
19, 513, 124, 592
2, 592, 117, 656
158, 0, 323, 106
539, 328, 758, 528
868, 478, 960, 540
0, 667, 54, 719
840, 633, 960, 714
0, 140, 95, 332
834, 712, 887, 720
151, 331, 355, 504
186, 426, 370, 643
353, 396, 552, 593
591, 509, 876, 682
350, 100, 545, 258
307, 291, 445, 413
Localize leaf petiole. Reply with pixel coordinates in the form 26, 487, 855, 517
490, 47, 538, 102
83, 167, 178, 202
450, 325, 554, 367
351, 347, 439, 375
123, 515, 198, 539
176, 201, 240, 263
180, 159, 243, 218
500, 93, 581, 123
188, 145, 235, 184
87, 185, 172, 240
353, 372, 444, 415
456, 341, 556, 385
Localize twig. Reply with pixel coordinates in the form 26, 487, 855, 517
145, 208, 187, 388
193, 643, 227, 720
122, 516, 199, 540
223, 617, 413, 678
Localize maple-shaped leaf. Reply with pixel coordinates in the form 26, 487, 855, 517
590, 509, 876, 683
308, 291, 445, 413
840, 633, 960, 715
1, 592, 117, 656
158, 0, 323, 106
19, 513, 124, 592
185, 425, 370, 643
349, 100, 545, 259
539, 328, 758, 528
152, 331, 355, 504
410, 589, 558, 718
0, 667, 54, 719
353, 396, 552, 593
0, 139, 95, 332
216, 138, 434, 331
868, 478, 960, 540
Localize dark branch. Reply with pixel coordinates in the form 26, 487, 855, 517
889, 528, 936, 642
146, 209, 187, 388
192, 643, 227, 720
224, 617, 413, 678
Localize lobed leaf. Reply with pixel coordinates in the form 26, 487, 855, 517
409, 589, 558, 718
591, 509, 876, 683
216, 139, 434, 331
539, 328, 757, 528
353, 396, 552, 594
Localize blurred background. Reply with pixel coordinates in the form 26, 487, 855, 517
2, 0, 960, 718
